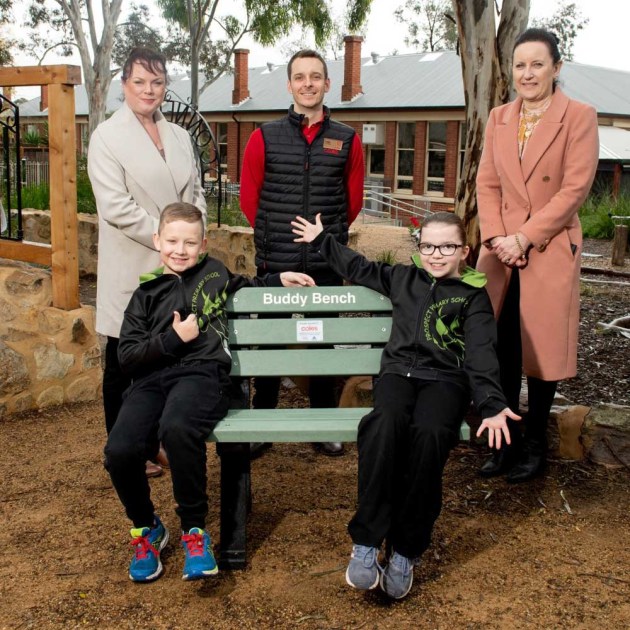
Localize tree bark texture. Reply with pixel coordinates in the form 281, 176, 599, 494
452, 0, 529, 254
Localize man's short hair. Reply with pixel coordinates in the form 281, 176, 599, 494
287, 49, 328, 80
159, 202, 204, 235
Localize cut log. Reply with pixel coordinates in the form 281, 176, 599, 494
582, 403, 630, 468
551, 405, 590, 460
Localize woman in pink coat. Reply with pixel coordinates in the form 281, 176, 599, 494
476, 28, 599, 483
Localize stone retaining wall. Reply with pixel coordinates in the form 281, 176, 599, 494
22, 210, 361, 278
0, 259, 102, 418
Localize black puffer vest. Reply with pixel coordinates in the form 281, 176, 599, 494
254, 106, 356, 284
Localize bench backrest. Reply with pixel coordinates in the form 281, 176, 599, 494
226, 286, 392, 378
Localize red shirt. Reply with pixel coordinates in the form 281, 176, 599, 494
239, 119, 364, 227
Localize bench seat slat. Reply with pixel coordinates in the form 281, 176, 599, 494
210, 408, 471, 442
228, 317, 392, 345
230, 348, 383, 377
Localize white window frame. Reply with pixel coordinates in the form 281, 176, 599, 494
425, 121, 447, 196
395, 122, 415, 193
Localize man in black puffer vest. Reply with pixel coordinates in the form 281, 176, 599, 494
240, 49, 365, 456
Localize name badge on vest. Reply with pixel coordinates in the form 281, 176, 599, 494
323, 138, 343, 154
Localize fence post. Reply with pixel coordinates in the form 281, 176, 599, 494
48, 82, 79, 309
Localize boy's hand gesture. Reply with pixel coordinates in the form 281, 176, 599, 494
173, 311, 199, 343
291, 213, 324, 243
280, 272, 316, 287
476, 408, 521, 449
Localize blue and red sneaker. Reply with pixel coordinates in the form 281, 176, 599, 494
181, 528, 218, 580
128, 516, 169, 582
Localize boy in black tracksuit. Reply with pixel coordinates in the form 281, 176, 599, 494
292, 211, 519, 599
105, 202, 313, 583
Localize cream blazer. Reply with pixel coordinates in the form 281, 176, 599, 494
88, 102, 207, 338
476, 89, 599, 380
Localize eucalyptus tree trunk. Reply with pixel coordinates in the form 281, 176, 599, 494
452, 0, 529, 254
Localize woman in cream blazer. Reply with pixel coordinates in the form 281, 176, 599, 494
476, 29, 598, 483
88, 48, 206, 440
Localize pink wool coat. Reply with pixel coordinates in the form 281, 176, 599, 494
476, 88, 599, 381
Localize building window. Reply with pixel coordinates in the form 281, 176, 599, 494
425, 121, 446, 194
80, 123, 89, 155
458, 122, 467, 180
367, 146, 385, 178
216, 122, 227, 176
396, 122, 415, 191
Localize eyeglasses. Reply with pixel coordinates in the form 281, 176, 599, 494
418, 243, 463, 256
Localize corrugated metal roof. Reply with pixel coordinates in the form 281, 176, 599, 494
598, 126, 630, 162
19, 51, 630, 118
188, 51, 466, 112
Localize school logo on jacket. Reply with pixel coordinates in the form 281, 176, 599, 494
191, 277, 231, 357
422, 297, 468, 365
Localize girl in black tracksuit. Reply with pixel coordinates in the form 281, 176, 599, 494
292, 211, 518, 598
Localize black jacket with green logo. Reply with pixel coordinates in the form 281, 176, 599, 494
313, 233, 508, 418
118, 255, 281, 379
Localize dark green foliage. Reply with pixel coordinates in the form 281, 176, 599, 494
579, 193, 630, 239
206, 196, 249, 228
14, 156, 97, 215
112, 3, 168, 68
156, 0, 374, 106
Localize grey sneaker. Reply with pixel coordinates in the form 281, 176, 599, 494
380, 551, 418, 599
345, 544, 380, 590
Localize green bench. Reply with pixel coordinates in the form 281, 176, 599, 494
209, 285, 470, 569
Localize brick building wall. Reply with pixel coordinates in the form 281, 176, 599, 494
226, 122, 239, 182
239, 121, 255, 181
383, 121, 397, 191
222, 113, 458, 215
412, 121, 427, 196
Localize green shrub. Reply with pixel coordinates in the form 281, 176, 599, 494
206, 195, 249, 227
579, 193, 630, 239
13, 156, 96, 214
376, 249, 398, 264
76, 156, 96, 214
22, 130, 42, 146
17, 182, 49, 209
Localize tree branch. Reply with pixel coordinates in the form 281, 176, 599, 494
37, 41, 78, 65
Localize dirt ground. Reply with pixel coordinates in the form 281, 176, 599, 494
1, 232, 629, 630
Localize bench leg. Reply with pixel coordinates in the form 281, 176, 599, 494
216, 443, 251, 570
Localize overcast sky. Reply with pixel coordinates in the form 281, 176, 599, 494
8, 0, 630, 98
244, 0, 630, 73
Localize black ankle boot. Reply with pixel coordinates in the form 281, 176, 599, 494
506, 440, 546, 483
479, 445, 520, 478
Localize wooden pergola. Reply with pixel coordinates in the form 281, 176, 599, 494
0, 65, 81, 310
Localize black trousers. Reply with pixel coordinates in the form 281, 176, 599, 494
348, 373, 467, 559
105, 362, 231, 532
497, 270, 557, 445
252, 375, 336, 409
102, 337, 130, 435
